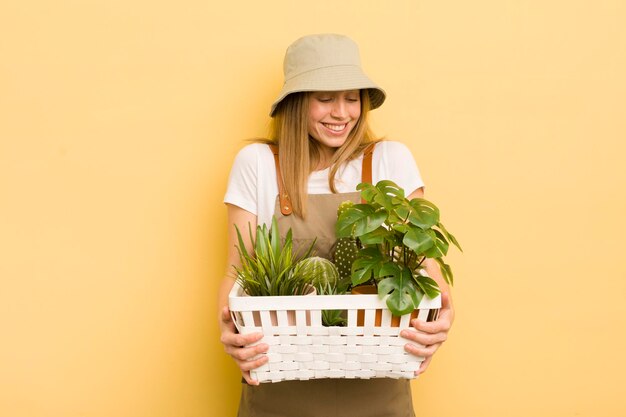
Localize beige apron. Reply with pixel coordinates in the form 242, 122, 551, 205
237, 145, 416, 417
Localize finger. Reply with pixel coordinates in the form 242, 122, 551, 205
441, 291, 452, 308
238, 353, 269, 372
228, 343, 269, 361
404, 341, 441, 358
415, 355, 433, 376
410, 314, 452, 334
221, 331, 266, 349
400, 328, 447, 346
221, 306, 235, 325
241, 370, 260, 386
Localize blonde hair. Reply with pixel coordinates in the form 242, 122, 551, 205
267, 90, 379, 218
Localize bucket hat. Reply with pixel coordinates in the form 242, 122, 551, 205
269, 34, 386, 117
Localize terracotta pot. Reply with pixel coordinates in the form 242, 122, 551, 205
351, 284, 418, 327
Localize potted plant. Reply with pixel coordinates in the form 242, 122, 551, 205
233, 217, 345, 326
233, 217, 316, 297
335, 180, 462, 318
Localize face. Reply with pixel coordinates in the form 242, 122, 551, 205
307, 90, 362, 152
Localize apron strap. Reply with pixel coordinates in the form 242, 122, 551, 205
360, 142, 376, 203
268, 142, 376, 216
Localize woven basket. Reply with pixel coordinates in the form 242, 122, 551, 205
229, 283, 441, 383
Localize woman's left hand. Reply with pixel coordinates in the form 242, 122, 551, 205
400, 291, 454, 376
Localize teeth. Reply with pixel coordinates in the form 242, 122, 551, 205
323, 123, 346, 131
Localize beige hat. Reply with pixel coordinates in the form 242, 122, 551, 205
269, 34, 386, 117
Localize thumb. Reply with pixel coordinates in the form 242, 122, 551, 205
441, 290, 453, 308
221, 306, 232, 322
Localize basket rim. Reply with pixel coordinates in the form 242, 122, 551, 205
229, 282, 441, 312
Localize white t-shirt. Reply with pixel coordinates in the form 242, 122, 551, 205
224, 141, 425, 227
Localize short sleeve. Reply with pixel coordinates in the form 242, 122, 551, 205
223, 143, 278, 226
372, 141, 425, 195
223, 144, 262, 215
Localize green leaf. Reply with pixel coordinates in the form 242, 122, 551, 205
407, 198, 440, 229
336, 204, 387, 238
269, 217, 281, 260
438, 222, 463, 252
351, 247, 384, 286
234, 223, 250, 261
379, 261, 401, 279
403, 227, 435, 254
357, 180, 405, 210
413, 271, 441, 299
359, 227, 391, 245
435, 258, 454, 286
356, 182, 379, 205
354, 209, 388, 237
424, 229, 448, 258
391, 223, 410, 234
378, 268, 421, 316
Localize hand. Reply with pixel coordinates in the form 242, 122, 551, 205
219, 306, 269, 385
400, 291, 454, 376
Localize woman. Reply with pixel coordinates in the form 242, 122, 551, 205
218, 34, 454, 417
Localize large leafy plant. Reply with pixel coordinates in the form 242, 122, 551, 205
335, 180, 462, 316
234, 217, 315, 296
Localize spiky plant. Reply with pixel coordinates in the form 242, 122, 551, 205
234, 217, 315, 296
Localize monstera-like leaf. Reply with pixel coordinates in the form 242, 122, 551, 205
377, 266, 421, 316
334, 179, 462, 317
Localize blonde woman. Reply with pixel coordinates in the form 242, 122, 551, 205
218, 34, 454, 417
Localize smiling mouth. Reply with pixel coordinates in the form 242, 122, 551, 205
322, 123, 347, 132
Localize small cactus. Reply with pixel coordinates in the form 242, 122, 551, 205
295, 256, 339, 291
337, 200, 354, 218
331, 236, 359, 292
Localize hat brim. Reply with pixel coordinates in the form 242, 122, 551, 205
269, 65, 386, 117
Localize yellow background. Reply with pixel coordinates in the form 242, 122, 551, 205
1, 1, 625, 416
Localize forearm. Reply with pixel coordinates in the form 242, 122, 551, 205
218, 274, 236, 320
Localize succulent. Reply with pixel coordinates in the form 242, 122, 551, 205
233, 217, 315, 296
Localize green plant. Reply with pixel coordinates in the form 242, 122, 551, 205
295, 256, 347, 326
335, 180, 462, 316
331, 201, 360, 292
234, 217, 315, 296
316, 281, 347, 327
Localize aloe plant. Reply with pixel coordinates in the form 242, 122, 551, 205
335, 180, 462, 316
234, 217, 315, 296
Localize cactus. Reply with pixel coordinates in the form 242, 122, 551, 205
337, 200, 354, 218
295, 256, 346, 326
331, 237, 359, 292
294, 256, 339, 291
332, 199, 359, 292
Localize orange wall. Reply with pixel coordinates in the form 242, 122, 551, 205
1, 1, 625, 416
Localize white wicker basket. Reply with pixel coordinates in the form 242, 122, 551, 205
229, 283, 441, 383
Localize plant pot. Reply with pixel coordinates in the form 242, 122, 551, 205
351, 284, 418, 327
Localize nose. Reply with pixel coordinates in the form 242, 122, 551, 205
330, 99, 348, 119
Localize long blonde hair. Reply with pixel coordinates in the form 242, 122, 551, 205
268, 90, 379, 218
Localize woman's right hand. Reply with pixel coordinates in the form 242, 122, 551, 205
219, 306, 269, 385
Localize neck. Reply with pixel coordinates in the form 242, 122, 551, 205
314, 145, 336, 170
